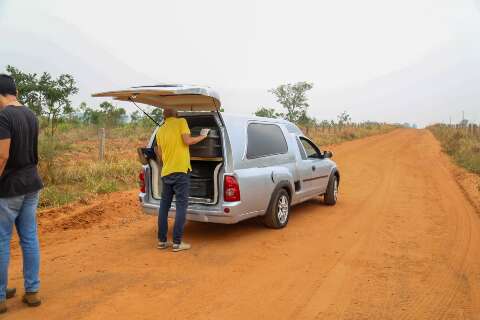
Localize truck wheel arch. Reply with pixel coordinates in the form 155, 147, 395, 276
264, 180, 292, 215
334, 169, 340, 185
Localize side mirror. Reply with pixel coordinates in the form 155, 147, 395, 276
323, 151, 333, 159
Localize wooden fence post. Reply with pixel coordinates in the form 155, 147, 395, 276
99, 128, 106, 161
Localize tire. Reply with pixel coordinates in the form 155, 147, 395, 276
324, 174, 338, 205
263, 189, 290, 229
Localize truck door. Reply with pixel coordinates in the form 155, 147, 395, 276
294, 137, 317, 199
298, 137, 331, 196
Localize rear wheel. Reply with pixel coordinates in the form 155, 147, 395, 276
263, 189, 290, 229
324, 174, 338, 205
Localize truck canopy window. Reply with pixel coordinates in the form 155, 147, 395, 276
247, 123, 288, 159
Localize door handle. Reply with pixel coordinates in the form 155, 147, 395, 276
312, 165, 316, 171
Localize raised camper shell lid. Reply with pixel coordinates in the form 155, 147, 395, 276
91, 84, 221, 111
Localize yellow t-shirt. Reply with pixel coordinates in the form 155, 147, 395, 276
156, 117, 192, 177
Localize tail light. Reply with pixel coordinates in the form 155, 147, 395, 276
139, 170, 146, 193
224, 175, 240, 202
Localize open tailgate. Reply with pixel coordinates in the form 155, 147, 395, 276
92, 84, 221, 111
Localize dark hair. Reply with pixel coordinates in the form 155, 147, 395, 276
163, 108, 177, 118
0, 74, 17, 97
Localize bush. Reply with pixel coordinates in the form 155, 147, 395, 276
429, 125, 480, 174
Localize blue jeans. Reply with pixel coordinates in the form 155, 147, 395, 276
158, 173, 190, 245
0, 191, 40, 300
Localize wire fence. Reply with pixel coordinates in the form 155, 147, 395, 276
432, 124, 480, 139
298, 122, 395, 145
301, 122, 389, 135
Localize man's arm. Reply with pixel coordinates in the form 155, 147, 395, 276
180, 118, 209, 146
0, 139, 11, 176
182, 134, 207, 146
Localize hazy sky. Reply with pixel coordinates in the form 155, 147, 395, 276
1, 0, 480, 126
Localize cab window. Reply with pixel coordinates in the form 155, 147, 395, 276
296, 138, 308, 160
300, 137, 321, 159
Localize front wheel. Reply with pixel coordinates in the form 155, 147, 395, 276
324, 174, 338, 205
263, 189, 290, 229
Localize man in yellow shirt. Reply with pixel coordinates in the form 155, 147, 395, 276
155, 108, 209, 252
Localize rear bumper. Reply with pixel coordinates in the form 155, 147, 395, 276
142, 204, 238, 224
140, 194, 261, 224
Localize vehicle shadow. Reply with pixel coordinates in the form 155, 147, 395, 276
181, 196, 330, 242
184, 217, 265, 242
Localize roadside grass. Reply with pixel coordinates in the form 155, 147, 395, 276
428, 124, 480, 175
303, 123, 398, 146
38, 124, 151, 208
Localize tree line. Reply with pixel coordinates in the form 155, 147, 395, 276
5, 65, 162, 136
6, 65, 357, 134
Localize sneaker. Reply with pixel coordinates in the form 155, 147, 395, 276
0, 300, 6, 314
157, 241, 172, 249
172, 242, 191, 252
22, 292, 41, 307
6, 288, 16, 299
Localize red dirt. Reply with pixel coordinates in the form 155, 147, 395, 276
5, 129, 480, 319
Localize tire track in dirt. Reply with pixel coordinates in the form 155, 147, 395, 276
393, 131, 475, 320
291, 130, 411, 319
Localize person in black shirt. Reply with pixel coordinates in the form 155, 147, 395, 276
0, 74, 43, 313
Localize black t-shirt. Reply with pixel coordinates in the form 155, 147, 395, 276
0, 105, 43, 197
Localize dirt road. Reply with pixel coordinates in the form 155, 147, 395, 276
6, 129, 480, 319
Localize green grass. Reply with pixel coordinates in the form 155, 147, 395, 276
428, 125, 480, 174
38, 157, 140, 208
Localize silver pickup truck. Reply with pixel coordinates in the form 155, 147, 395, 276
93, 84, 340, 228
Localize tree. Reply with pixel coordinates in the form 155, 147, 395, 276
269, 82, 313, 123
78, 101, 126, 127
337, 111, 351, 127
151, 108, 164, 124
130, 110, 143, 123
80, 102, 103, 125
99, 101, 126, 127
319, 119, 331, 128
6, 65, 78, 135
41, 73, 78, 135
6, 65, 42, 115
296, 110, 318, 127
254, 107, 282, 118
